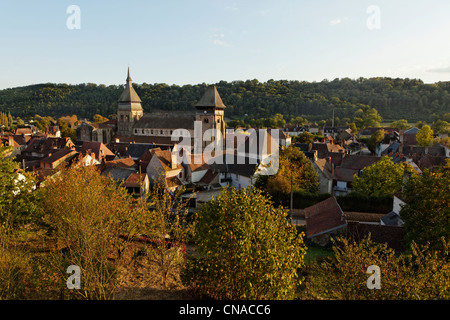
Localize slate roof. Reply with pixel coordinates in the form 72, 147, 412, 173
22, 137, 74, 155
195, 85, 226, 109
118, 68, 142, 104
102, 166, 136, 182
126, 143, 157, 159
404, 127, 419, 135
305, 196, 347, 238
382, 142, 401, 156
380, 211, 405, 227
133, 113, 196, 130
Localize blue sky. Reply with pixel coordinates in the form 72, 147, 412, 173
1, 0, 449, 89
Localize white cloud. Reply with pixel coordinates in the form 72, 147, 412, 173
225, 3, 238, 11
426, 66, 450, 73
330, 17, 348, 26
213, 39, 231, 47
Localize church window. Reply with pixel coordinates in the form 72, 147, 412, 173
204, 118, 209, 123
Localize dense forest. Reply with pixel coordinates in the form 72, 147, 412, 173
0, 77, 449, 123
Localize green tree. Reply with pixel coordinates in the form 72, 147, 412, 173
303, 236, 450, 300
93, 114, 109, 123
294, 132, 314, 144
391, 119, 412, 130
184, 187, 307, 299
367, 129, 385, 155
416, 125, 434, 146
431, 120, 450, 134
352, 156, 413, 197
0, 146, 38, 231
61, 127, 77, 142
349, 122, 358, 135
400, 160, 450, 250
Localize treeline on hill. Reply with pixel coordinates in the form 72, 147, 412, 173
1, 77, 449, 122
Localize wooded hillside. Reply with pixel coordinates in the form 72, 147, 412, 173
1, 77, 449, 122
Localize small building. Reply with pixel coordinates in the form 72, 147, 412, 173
124, 173, 149, 196
40, 149, 78, 169
304, 197, 347, 246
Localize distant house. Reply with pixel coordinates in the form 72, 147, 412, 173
402, 127, 419, 146
332, 154, 380, 196
183, 154, 210, 184
145, 148, 185, 192
76, 120, 116, 144
380, 195, 406, 227
294, 142, 345, 160
15, 128, 33, 136
126, 143, 157, 160
313, 157, 334, 194
45, 126, 61, 138
21, 137, 75, 160
76, 141, 115, 163
40, 149, 78, 169
124, 173, 149, 196
283, 125, 302, 137
304, 197, 347, 246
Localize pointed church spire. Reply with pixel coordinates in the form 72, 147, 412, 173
127, 66, 132, 82
195, 85, 226, 110
119, 67, 141, 103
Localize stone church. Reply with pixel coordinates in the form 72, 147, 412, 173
115, 68, 226, 152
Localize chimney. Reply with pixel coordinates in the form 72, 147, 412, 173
8, 135, 14, 147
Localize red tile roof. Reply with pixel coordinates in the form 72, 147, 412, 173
40, 148, 77, 164
305, 197, 347, 238
199, 169, 219, 185
78, 141, 114, 160
124, 173, 147, 188
104, 156, 136, 169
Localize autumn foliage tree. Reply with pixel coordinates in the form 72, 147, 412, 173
136, 176, 193, 289
303, 236, 450, 300
263, 145, 319, 195
184, 187, 307, 299
39, 164, 143, 299
400, 159, 450, 250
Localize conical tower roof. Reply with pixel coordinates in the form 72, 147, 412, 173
119, 67, 142, 104
195, 85, 226, 109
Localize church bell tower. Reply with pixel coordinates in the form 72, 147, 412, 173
117, 68, 143, 136
195, 85, 226, 152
